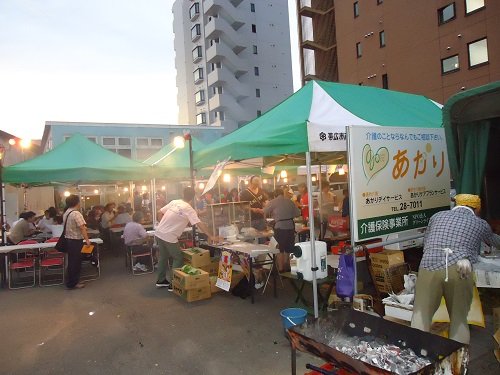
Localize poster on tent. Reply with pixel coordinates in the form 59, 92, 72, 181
347, 126, 450, 242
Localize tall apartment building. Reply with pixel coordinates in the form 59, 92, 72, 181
297, 0, 500, 103
173, 0, 294, 134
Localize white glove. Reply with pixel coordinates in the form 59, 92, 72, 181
456, 259, 472, 279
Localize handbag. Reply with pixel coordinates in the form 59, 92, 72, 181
336, 253, 355, 299
54, 210, 76, 253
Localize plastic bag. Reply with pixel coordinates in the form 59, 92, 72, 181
336, 253, 355, 298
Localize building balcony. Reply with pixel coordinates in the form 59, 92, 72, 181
209, 92, 249, 121
204, 0, 245, 30
205, 17, 246, 54
206, 42, 248, 77
207, 68, 249, 100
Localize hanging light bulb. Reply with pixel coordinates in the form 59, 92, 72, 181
94, 189, 99, 194
198, 182, 205, 190
63, 191, 71, 197
161, 186, 166, 191
280, 170, 287, 178
283, 178, 288, 183
141, 185, 147, 191
123, 187, 129, 192
173, 136, 185, 149
262, 179, 268, 184
312, 176, 317, 182
244, 180, 249, 185
223, 174, 231, 183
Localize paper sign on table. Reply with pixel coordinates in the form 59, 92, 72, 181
216, 251, 232, 291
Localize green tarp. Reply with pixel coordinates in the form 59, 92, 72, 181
443, 81, 500, 194
194, 80, 442, 168
3, 134, 151, 184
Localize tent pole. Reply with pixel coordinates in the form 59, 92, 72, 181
306, 152, 319, 318
318, 164, 324, 240
346, 127, 358, 296
151, 178, 157, 227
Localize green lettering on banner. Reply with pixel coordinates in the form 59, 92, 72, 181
356, 206, 449, 240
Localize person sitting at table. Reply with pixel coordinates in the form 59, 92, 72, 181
7, 211, 37, 244
114, 205, 132, 226
50, 215, 64, 238
100, 202, 116, 249
37, 207, 57, 233
264, 188, 301, 272
123, 211, 153, 267
85, 206, 103, 230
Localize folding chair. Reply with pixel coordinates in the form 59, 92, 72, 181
126, 244, 154, 275
9, 240, 37, 289
39, 238, 65, 286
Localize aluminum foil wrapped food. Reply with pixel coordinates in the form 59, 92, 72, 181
330, 335, 431, 374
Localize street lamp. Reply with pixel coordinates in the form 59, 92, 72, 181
0, 144, 6, 245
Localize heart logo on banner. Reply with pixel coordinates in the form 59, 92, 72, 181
362, 144, 389, 183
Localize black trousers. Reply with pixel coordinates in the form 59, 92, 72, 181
66, 239, 83, 288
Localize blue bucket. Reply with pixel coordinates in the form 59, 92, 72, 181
280, 308, 307, 330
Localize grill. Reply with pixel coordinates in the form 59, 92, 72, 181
288, 309, 468, 375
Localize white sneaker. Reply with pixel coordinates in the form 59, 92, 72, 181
254, 282, 264, 290
138, 264, 148, 272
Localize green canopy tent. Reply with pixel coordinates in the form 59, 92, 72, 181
194, 80, 443, 318
3, 133, 152, 184
195, 80, 442, 169
443, 81, 500, 195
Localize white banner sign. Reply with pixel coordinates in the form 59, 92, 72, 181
202, 157, 230, 195
307, 123, 348, 152
347, 126, 450, 241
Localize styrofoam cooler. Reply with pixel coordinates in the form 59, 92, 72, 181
295, 241, 328, 281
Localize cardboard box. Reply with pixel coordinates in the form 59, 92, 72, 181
199, 257, 220, 276
172, 284, 211, 302
370, 250, 404, 268
384, 303, 413, 322
172, 268, 209, 290
209, 276, 222, 294
182, 248, 211, 268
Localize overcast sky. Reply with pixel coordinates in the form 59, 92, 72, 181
0, 0, 301, 140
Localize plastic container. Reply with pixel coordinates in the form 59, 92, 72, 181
280, 308, 307, 330
295, 241, 328, 281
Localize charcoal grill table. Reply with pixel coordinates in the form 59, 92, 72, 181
288, 309, 468, 375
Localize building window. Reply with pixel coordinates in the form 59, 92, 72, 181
194, 68, 204, 83
465, 0, 485, 14
189, 2, 200, 20
382, 74, 389, 89
192, 46, 202, 62
195, 90, 205, 104
137, 138, 149, 147
151, 138, 163, 147
438, 3, 456, 25
117, 149, 132, 158
353, 2, 359, 18
219, 111, 225, 121
441, 54, 460, 74
118, 137, 131, 146
468, 38, 488, 67
102, 137, 116, 146
253, 45, 258, 54
254, 66, 259, 76
379, 30, 385, 47
257, 110, 262, 117
251, 24, 256, 33
212, 86, 223, 95
256, 88, 261, 98
87, 137, 97, 143
250, 3, 255, 12
191, 24, 201, 41
196, 113, 207, 125
356, 42, 362, 58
